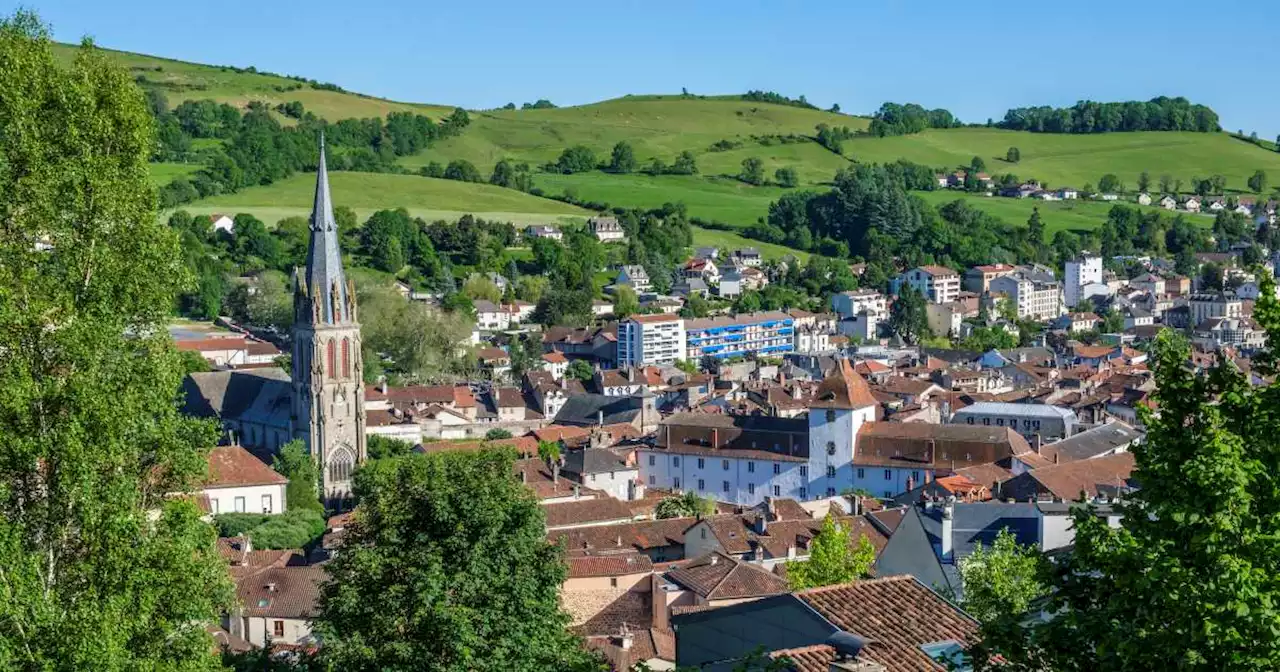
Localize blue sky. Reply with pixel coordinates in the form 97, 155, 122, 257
24, 0, 1279, 137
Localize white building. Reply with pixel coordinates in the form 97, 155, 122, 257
616, 265, 651, 293
617, 314, 686, 367
226, 565, 323, 648
1064, 255, 1103, 308
893, 266, 961, 304
590, 216, 626, 243
684, 311, 794, 361
1189, 292, 1243, 325
200, 445, 289, 516
950, 401, 1079, 441
831, 289, 887, 320
210, 213, 235, 234
989, 268, 1064, 320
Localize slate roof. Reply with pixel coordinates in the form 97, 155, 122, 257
796, 576, 978, 671
554, 394, 644, 427
182, 368, 292, 429
563, 447, 632, 476
1041, 421, 1141, 463
920, 502, 1041, 560
302, 136, 351, 324
665, 552, 787, 601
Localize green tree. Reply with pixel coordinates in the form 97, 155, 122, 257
889, 286, 930, 344
970, 294, 1280, 670
316, 449, 596, 670
1159, 174, 1173, 194
272, 440, 322, 512
1027, 207, 1045, 246
554, 145, 597, 174
0, 14, 233, 667
367, 435, 415, 461
485, 428, 513, 440
443, 159, 482, 182
740, 157, 766, 185
1006, 146, 1020, 163
516, 275, 549, 304
613, 285, 639, 318
970, 156, 986, 173
536, 439, 561, 464
654, 492, 715, 519
1138, 170, 1151, 193
608, 141, 636, 173
956, 528, 1047, 624
774, 166, 799, 188
462, 275, 502, 302
566, 359, 593, 382
1098, 173, 1122, 193
359, 285, 474, 384
1099, 307, 1124, 333
785, 517, 876, 590
673, 359, 698, 375
1249, 169, 1268, 194
670, 150, 698, 175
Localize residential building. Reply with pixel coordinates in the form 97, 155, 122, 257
226, 565, 324, 648
1002, 452, 1136, 502
684, 311, 794, 361
1194, 317, 1266, 349
683, 258, 721, 284
1064, 255, 1102, 308
1057, 186, 1079, 200
718, 269, 744, 299
525, 224, 562, 241
949, 401, 1079, 441
963, 263, 1017, 293
1190, 291, 1244, 325
616, 265, 651, 293
1137, 192, 1152, 206
893, 266, 961, 304
1160, 195, 1177, 209
831, 289, 887, 320
926, 302, 967, 338
200, 445, 288, 516
1183, 196, 1202, 213
732, 247, 763, 267
989, 268, 1064, 320
1130, 272, 1165, 296
1053, 311, 1100, 332
590, 216, 626, 242
618, 314, 686, 367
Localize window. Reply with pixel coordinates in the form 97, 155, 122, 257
261, 494, 272, 513
591, 474, 597, 482
773, 485, 780, 497
966, 417, 974, 425
800, 466, 808, 477
772, 463, 780, 475
722, 459, 729, 470
697, 479, 705, 491
673, 477, 681, 489
857, 468, 865, 479
826, 487, 836, 497
610, 577, 618, 588
648, 455, 655, 466
673, 456, 680, 467
799, 487, 807, 499
884, 470, 892, 481
827, 441, 836, 456
983, 417, 990, 426
883, 490, 892, 498
826, 465, 836, 478
700, 528, 707, 539
648, 475, 655, 485
996, 418, 1004, 426
273, 621, 285, 638
234, 496, 246, 513
697, 458, 705, 469
723, 481, 730, 493
342, 338, 351, 378
748, 462, 755, 473
911, 471, 920, 482
326, 339, 336, 379
826, 409, 836, 422
209, 498, 219, 514
748, 483, 755, 495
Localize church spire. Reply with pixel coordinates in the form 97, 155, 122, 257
303, 132, 351, 324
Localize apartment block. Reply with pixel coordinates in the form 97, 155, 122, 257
617, 314, 686, 367
684, 311, 794, 362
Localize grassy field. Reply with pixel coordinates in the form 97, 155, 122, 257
535, 172, 790, 226
178, 172, 590, 225
690, 226, 809, 262
55, 43, 456, 121
909, 190, 1175, 236
149, 162, 202, 186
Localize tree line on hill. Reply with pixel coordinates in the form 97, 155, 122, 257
998, 96, 1220, 134
147, 94, 470, 208
867, 102, 962, 137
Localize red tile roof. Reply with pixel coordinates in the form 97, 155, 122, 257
205, 445, 287, 488
566, 553, 654, 578
542, 498, 636, 529
235, 566, 325, 619
665, 552, 787, 600
176, 336, 247, 352
811, 359, 879, 411
797, 576, 979, 671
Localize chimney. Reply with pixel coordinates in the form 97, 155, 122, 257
265, 582, 277, 593
597, 410, 604, 427
615, 534, 622, 548
650, 574, 669, 630
709, 554, 719, 566
619, 626, 634, 651
1032, 434, 1042, 454
755, 513, 768, 535
940, 497, 955, 562
573, 484, 581, 499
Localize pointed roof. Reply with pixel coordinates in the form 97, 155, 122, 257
303, 133, 351, 324
810, 358, 878, 410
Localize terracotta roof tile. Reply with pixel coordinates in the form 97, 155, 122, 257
205, 445, 287, 488
235, 565, 325, 619
811, 359, 879, 410
566, 553, 653, 578
551, 518, 696, 553
543, 498, 636, 529
665, 552, 787, 600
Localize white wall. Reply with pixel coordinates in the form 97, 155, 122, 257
582, 467, 640, 501
203, 483, 287, 515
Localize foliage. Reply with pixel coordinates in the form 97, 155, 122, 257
613, 285, 639, 318
814, 123, 854, 154
739, 157, 766, 185
868, 102, 960, 137
566, 360, 594, 382
358, 284, 475, 384
970, 278, 1280, 669
889, 286, 930, 344
554, 145, 598, 174
608, 141, 637, 173
998, 96, 1220, 133
443, 159, 483, 183
654, 492, 716, 519
521, 99, 556, 109
741, 90, 816, 109
1249, 169, 1268, 194
0, 16, 234, 668
489, 159, 533, 191
1006, 146, 1020, 163
536, 440, 561, 464
962, 326, 1018, 352
367, 435, 415, 461
485, 428, 513, 440
213, 509, 326, 550
785, 517, 876, 590
774, 166, 799, 188
273, 440, 323, 512
316, 449, 597, 670
1098, 173, 1123, 193
956, 528, 1048, 624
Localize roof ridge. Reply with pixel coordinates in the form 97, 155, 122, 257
795, 574, 914, 595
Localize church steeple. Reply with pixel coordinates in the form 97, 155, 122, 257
302, 132, 352, 324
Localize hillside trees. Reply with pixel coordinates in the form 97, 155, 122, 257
1249, 169, 1268, 194
971, 289, 1280, 670
1098, 173, 1123, 193
553, 145, 598, 174
608, 141, 637, 173
0, 14, 234, 667
775, 167, 799, 188
889, 286, 930, 344
358, 285, 474, 384
317, 448, 598, 670
1006, 147, 1020, 163
443, 158, 482, 182
490, 158, 533, 191
740, 157, 766, 185
868, 102, 960, 137
1138, 171, 1151, 193
999, 96, 1220, 133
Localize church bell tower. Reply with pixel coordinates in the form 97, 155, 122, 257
292, 134, 366, 504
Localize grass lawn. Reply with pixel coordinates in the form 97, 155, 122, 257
535, 172, 790, 227
912, 190, 1211, 236
149, 162, 202, 186
690, 226, 810, 262
177, 171, 590, 225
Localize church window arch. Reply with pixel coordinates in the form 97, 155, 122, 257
342, 338, 351, 379
328, 446, 355, 484
326, 339, 337, 379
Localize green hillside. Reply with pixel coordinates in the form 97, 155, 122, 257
53, 43, 456, 121
181, 172, 590, 225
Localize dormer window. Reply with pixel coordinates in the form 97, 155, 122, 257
827, 441, 836, 456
